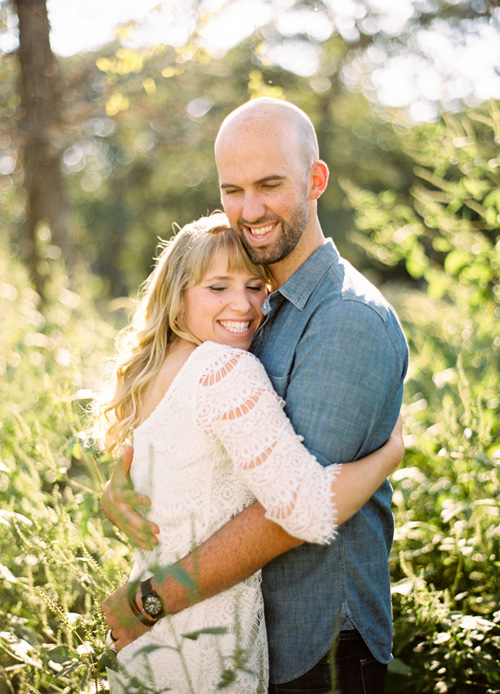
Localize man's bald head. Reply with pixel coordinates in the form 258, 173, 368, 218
215, 97, 319, 175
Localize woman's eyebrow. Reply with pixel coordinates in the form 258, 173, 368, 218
202, 274, 232, 281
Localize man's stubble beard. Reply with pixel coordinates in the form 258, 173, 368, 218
237, 199, 310, 266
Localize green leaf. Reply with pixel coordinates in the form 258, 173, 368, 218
48, 645, 78, 664
98, 647, 120, 672
134, 643, 178, 656
181, 627, 228, 641
80, 666, 90, 690
444, 249, 470, 276
54, 661, 84, 681
155, 564, 199, 592
405, 243, 428, 279
462, 176, 490, 200
388, 658, 412, 676
484, 188, 500, 212
65, 435, 83, 461
217, 668, 236, 688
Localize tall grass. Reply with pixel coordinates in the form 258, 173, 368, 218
0, 247, 126, 692
1, 234, 499, 691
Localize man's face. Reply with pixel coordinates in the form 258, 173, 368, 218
216, 122, 311, 267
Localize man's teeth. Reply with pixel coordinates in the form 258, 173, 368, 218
220, 321, 250, 334
249, 224, 274, 237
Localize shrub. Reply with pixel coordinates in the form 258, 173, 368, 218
343, 101, 500, 692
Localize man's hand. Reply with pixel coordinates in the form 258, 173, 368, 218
102, 582, 151, 652
100, 446, 159, 550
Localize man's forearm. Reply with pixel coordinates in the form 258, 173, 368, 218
153, 501, 303, 614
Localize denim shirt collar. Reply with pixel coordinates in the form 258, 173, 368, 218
262, 238, 339, 315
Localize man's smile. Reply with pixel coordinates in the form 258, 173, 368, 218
243, 221, 279, 242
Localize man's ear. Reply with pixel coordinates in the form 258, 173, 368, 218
309, 160, 329, 200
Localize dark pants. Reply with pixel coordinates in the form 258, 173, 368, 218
268, 629, 387, 694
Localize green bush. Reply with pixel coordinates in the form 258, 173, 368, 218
342, 101, 500, 692
1, 102, 499, 693
0, 246, 128, 692
386, 284, 500, 693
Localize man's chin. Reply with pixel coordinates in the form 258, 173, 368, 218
238, 237, 269, 264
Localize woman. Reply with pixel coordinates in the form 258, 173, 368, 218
96, 213, 403, 694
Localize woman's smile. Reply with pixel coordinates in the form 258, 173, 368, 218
182, 249, 267, 350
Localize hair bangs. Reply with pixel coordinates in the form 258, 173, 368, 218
185, 223, 268, 288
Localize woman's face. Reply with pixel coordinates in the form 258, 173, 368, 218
182, 249, 267, 350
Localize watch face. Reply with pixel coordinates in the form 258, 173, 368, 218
144, 595, 163, 617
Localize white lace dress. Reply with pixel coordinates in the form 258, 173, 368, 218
108, 341, 340, 694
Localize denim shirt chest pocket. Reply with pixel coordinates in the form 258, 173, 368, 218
251, 303, 301, 401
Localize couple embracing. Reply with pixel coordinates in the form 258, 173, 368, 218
96, 97, 408, 694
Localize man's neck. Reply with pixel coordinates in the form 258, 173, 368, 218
269, 226, 325, 288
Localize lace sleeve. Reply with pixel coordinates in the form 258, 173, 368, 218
196, 345, 340, 544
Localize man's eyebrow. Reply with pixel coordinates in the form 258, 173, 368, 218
220, 175, 287, 189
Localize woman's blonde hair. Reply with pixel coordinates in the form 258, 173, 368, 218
94, 212, 271, 454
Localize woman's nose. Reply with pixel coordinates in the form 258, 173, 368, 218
230, 290, 252, 312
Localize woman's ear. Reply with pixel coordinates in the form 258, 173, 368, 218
309, 160, 329, 200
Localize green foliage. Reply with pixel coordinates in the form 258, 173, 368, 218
342, 100, 500, 309
0, 243, 128, 692
384, 282, 500, 692
3, 235, 499, 693
2, 2, 500, 690
2, 64, 500, 689
0, 244, 262, 691
2, 23, 415, 297
343, 100, 500, 692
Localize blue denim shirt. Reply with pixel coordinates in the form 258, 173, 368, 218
251, 239, 408, 684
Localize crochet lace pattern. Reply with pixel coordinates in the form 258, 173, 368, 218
108, 341, 339, 694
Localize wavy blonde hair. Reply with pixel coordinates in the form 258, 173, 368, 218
94, 212, 271, 454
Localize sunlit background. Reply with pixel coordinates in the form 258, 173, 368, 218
5, 0, 498, 121
1, 2, 500, 691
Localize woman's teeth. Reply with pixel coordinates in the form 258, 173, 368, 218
219, 321, 250, 334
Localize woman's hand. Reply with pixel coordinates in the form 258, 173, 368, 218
101, 582, 151, 653
386, 414, 404, 475
100, 446, 160, 550
331, 414, 404, 527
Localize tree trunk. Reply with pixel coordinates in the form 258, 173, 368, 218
15, 0, 69, 300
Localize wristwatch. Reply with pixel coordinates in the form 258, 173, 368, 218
140, 577, 164, 620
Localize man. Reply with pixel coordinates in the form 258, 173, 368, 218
102, 98, 408, 693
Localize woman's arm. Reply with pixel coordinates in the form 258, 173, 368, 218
101, 366, 403, 550
101, 418, 402, 652
327, 414, 402, 525
199, 350, 403, 544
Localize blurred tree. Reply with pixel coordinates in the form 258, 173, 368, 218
62, 35, 415, 296
13, 0, 69, 300
2, 0, 499, 296
0, 6, 22, 255
59, 0, 499, 295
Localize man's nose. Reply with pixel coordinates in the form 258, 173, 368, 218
242, 192, 266, 223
